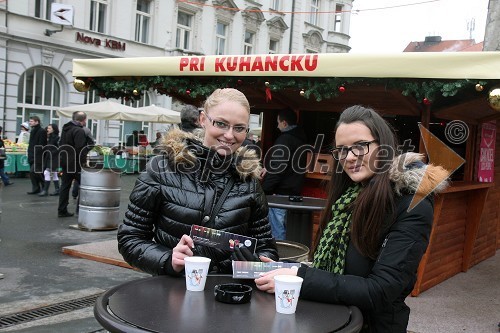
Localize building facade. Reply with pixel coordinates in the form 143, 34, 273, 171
0, 0, 352, 144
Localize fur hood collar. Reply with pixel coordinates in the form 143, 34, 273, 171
158, 128, 262, 181
389, 152, 449, 196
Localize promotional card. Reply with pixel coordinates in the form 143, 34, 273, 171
190, 225, 257, 254
232, 261, 301, 279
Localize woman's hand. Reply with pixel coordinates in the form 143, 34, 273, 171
254, 268, 298, 293
171, 235, 195, 273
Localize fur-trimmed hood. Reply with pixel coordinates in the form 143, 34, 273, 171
389, 152, 449, 196
157, 127, 262, 181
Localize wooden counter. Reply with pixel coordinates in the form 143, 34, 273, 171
411, 181, 494, 296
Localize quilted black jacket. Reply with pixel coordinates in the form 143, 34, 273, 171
118, 129, 278, 275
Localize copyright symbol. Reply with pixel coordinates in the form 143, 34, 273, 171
445, 120, 468, 144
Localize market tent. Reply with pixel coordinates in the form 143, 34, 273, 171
136, 105, 181, 123
56, 100, 180, 123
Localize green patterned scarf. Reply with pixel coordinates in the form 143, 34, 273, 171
313, 184, 360, 274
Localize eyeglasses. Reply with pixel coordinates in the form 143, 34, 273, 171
331, 140, 377, 160
203, 112, 249, 134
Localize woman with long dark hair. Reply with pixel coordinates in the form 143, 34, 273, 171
39, 123, 60, 196
255, 105, 449, 332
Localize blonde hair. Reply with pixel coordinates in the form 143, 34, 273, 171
203, 88, 250, 114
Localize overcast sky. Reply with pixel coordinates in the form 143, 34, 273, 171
348, 0, 490, 53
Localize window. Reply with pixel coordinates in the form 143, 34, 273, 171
135, 0, 151, 43
176, 12, 193, 50
90, 0, 107, 33
17, 68, 62, 128
244, 31, 255, 55
35, 0, 55, 20
269, 39, 278, 54
334, 4, 343, 32
271, 0, 281, 11
309, 0, 320, 26
215, 22, 228, 55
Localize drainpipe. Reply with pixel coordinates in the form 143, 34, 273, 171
2, 1, 8, 132
288, 0, 295, 53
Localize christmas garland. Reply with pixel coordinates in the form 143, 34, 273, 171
77, 76, 492, 104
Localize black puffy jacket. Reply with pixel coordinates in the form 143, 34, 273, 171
296, 153, 449, 333
118, 129, 278, 275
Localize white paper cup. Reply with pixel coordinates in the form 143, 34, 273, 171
184, 256, 211, 291
274, 275, 303, 314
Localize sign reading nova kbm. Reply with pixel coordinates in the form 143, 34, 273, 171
75, 32, 126, 51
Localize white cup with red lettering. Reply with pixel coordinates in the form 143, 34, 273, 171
184, 256, 211, 291
274, 275, 303, 314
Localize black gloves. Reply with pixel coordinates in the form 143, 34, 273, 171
231, 245, 260, 262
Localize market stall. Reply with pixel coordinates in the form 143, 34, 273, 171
70, 52, 500, 295
3, 140, 30, 175
57, 100, 181, 174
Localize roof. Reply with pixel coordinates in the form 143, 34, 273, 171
403, 37, 483, 52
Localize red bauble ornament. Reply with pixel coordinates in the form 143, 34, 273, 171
423, 98, 431, 105
186, 89, 191, 95
339, 86, 346, 93
237, 79, 243, 85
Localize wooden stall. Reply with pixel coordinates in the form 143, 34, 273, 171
71, 53, 500, 295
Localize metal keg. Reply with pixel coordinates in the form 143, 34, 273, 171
78, 167, 121, 231
276, 240, 310, 262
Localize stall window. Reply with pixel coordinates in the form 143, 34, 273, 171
215, 22, 228, 55
244, 31, 255, 55
90, 0, 107, 33
308, 0, 320, 26
334, 4, 343, 32
135, 0, 152, 44
35, 0, 55, 20
176, 11, 193, 50
17, 68, 62, 129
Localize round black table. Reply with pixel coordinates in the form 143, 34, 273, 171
266, 195, 327, 248
94, 275, 362, 333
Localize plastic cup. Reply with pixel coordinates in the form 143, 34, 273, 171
274, 275, 303, 314
184, 256, 211, 291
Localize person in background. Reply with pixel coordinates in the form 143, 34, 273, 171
138, 130, 149, 147
18, 122, 30, 144
39, 124, 60, 196
125, 130, 139, 147
179, 104, 200, 133
27, 116, 47, 195
70, 127, 95, 205
58, 111, 88, 218
151, 132, 163, 147
0, 126, 14, 186
117, 88, 278, 276
255, 105, 449, 333
261, 109, 307, 240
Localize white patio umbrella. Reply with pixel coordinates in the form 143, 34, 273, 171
56, 101, 181, 123
56, 100, 136, 120
135, 105, 181, 124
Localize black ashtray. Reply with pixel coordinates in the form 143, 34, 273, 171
214, 283, 252, 304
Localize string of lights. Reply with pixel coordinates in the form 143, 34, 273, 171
176, 0, 442, 15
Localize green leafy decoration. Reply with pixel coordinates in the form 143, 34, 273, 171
82, 76, 494, 104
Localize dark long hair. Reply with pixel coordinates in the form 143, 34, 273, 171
314, 105, 398, 259
48, 123, 59, 136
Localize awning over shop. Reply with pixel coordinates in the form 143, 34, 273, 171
73, 52, 500, 79
71, 52, 500, 124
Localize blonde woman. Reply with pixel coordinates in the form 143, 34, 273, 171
118, 88, 278, 276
